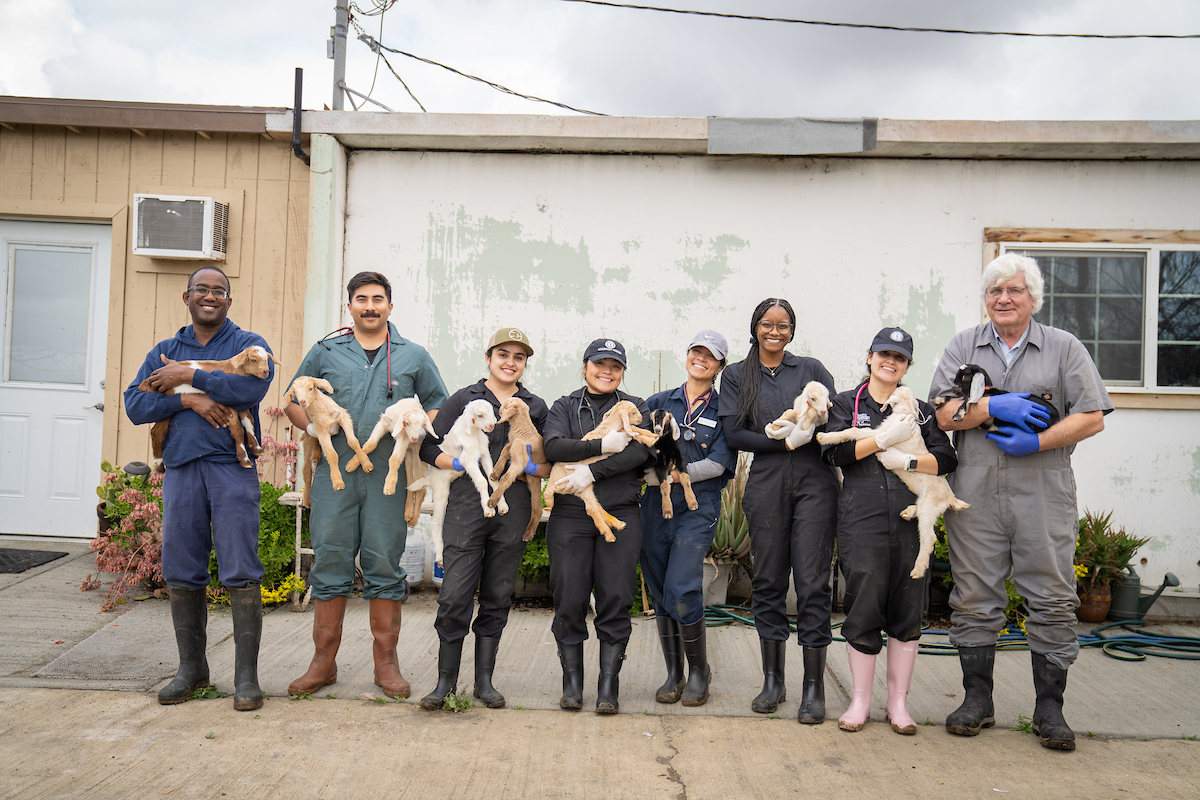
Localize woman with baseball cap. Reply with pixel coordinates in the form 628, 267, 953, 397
639, 330, 736, 707
542, 337, 654, 714
417, 327, 551, 711
820, 327, 957, 734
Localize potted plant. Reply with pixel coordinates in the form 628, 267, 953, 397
705, 453, 752, 606
1074, 509, 1150, 623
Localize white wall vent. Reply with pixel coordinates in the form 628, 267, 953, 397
132, 194, 229, 260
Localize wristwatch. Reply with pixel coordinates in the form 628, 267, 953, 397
905, 456, 918, 472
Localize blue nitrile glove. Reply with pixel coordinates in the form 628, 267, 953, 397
451, 458, 464, 472
987, 392, 1050, 433
522, 444, 538, 475
986, 424, 1041, 457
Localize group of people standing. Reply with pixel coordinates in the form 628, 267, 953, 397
129, 253, 1110, 752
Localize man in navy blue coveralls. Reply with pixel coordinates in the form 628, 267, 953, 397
124, 266, 275, 712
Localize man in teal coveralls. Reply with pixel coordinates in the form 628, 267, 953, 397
286, 271, 448, 698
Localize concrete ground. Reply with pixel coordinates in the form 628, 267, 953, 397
2, 536, 1199, 800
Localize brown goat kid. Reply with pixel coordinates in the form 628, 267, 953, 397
285, 375, 373, 508
487, 397, 547, 542
136, 345, 279, 473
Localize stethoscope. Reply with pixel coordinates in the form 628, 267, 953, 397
680, 385, 713, 441
318, 325, 395, 400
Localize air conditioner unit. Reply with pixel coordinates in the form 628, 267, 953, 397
132, 194, 229, 260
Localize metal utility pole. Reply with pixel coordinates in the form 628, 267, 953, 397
329, 3, 348, 110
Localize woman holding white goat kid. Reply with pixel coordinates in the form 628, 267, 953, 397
543, 338, 654, 715
819, 327, 957, 734
639, 330, 736, 708
416, 328, 550, 711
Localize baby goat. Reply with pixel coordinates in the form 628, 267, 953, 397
642, 409, 698, 520
932, 364, 1061, 432
544, 400, 661, 542
137, 345, 279, 473
350, 396, 437, 526
487, 397, 547, 542
817, 386, 969, 579
407, 399, 505, 562
764, 380, 832, 441
285, 376, 373, 508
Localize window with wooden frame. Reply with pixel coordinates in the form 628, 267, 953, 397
986, 230, 1200, 402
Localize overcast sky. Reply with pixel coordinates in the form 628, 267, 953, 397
3, 0, 1199, 120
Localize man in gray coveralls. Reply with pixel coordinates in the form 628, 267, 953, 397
930, 253, 1112, 751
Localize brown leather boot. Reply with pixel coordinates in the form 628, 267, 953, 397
288, 596, 347, 696
370, 598, 410, 698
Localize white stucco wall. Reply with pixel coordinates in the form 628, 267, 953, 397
339, 149, 1200, 588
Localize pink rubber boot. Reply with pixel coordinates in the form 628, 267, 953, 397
838, 642, 876, 732
885, 639, 920, 735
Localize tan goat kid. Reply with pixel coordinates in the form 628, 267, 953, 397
136, 345, 279, 473
487, 397, 547, 542
816, 386, 969, 579
544, 400, 661, 543
350, 396, 436, 526
285, 375, 374, 508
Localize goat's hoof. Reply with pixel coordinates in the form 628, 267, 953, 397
611, 520, 627, 531
332, 480, 345, 491
601, 533, 616, 543
687, 502, 699, 511
662, 511, 673, 520
483, 507, 495, 518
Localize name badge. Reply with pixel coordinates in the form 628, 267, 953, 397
697, 417, 717, 428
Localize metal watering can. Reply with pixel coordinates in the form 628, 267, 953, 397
1107, 568, 1181, 621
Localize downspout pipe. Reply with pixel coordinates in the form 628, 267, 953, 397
292, 67, 310, 166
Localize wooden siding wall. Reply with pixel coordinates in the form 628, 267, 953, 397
0, 125, 309, 485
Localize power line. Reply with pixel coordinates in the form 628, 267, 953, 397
559, 0, 1200, 39
356, 32, 607, 116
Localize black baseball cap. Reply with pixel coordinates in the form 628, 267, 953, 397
870, 327, 914, 361
583, 338, 628, 367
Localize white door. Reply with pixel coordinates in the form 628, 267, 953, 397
0, 220, 111, 538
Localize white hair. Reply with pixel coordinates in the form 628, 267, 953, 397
982, 253, 1045, 313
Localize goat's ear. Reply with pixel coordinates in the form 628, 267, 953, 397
269, 351, 282, 365
968, 372, 987, 403
669, 414, 680, 441
313, 377, 334, 394
423, 417, 437, 437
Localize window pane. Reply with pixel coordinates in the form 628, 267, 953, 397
1051, 296, 1097, 341
1097, 343, 1141, 382
1046, 255, 1094, 294
1160, 251, 1200, 295
1159, 298, 1200, 342
8, 246, 92, 384
1158, 344, 1200, 387
1099, 297, 1143, 341
1098, 256, 1144, 295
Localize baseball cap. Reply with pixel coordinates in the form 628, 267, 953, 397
583, 338, 627, 367
687, 329, 728, 361
487, 327, 534, 356
870, 327, 914, 361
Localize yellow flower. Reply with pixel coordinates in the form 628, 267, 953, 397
1073, 563, 1088, 579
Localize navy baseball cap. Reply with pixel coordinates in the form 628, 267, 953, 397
583, 338, 628, 367
870, 327, 914, 361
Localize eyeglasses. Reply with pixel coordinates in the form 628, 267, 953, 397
757, 321, 793, 334
986, 286, 1028, 299
188, 286, 229, 299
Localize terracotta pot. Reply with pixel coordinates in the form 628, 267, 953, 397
1077, 582, 1112, 623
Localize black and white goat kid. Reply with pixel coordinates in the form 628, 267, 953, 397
643, 409, 699, 520
932, 364, 1062, 432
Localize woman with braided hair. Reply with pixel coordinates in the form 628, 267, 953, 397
717, 298, 839, 723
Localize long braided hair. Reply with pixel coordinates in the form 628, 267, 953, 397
733, 297, 797, 429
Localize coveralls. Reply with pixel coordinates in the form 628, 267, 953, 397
718, 353, 839, 646
929, 321, 1111, 668
124, 319, 273, 590
544, 388, 654, 646
289, 322, 448, 602
418, 380, 549, 643
638, 384, 736, 626
821, 382, 958, 654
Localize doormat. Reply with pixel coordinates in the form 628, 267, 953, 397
0, 549, 69, 574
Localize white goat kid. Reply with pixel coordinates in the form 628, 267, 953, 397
816, 386, 969, 579
350, 396, 437, 505
407, 399, 506, 562
764, 381, 832, 446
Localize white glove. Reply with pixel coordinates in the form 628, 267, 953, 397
875, 448, 911, 471
785, 422, 815, 451
305, 421, 339, 438
765, 418, 795, 440
555, 464, 595, 493
641, 467, 660, 486
873, 415, 917, 450
600, 430, 632, 454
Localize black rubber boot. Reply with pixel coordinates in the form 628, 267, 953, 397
654, 616, 685, 704
1031, 652, 1076, 751
680, 619, 711, 707
419, 639, 464, 710
797, 646, 827, 724
946, 645, 996, 736
473, 636, 505, 709
558, 643, 585, 711
596, 640, 627, 715
751, 638, 786, 714
158, 586, 210, 705
229, 586, 263, 711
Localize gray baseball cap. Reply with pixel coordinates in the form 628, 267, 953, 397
687, 330, 728, 360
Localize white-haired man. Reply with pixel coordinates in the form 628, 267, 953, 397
929, 253, 1112, 751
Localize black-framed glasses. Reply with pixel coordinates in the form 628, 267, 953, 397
188, 286, 229, 299
757, 321, 792, 334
